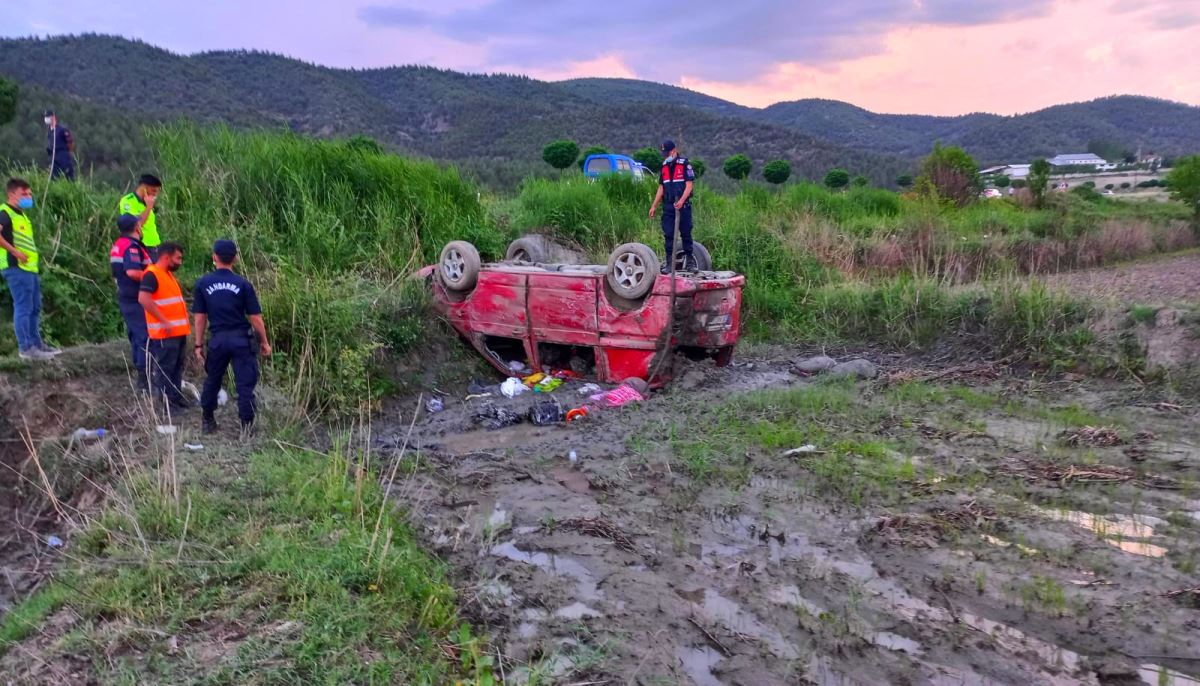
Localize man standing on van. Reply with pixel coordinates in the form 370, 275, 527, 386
647, 140, 695, 273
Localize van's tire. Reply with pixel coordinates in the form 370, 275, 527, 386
606, 243, 659, 300
674, 240, 713, 272
505, 235, 550, 263
439, 240, 481, 292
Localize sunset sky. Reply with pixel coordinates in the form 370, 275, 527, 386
5, 0, 1198, 115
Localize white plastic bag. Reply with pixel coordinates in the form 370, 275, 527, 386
500, 377, 528, 398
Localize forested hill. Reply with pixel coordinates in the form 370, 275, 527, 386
0, 35, 910, 185
2, 35, 1197, 182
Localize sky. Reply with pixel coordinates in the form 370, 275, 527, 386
4, 0, 1199, 115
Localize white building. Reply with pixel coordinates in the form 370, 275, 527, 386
980, 164, 1031, 179
1047, 153, 1115, 170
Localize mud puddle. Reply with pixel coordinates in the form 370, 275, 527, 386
377, 351, 1200, 685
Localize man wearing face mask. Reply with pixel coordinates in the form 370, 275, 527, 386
647, 140, 696, 274
1, 178, 61, 360
43, 111, 76, 182
139, 242, 192, 411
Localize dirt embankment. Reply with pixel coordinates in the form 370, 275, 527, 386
375, 348, 1200, 686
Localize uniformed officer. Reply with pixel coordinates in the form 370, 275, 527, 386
192, 239, 271, 434
647, 139, 696, 273
119, 174, 162, 259
0, 177, 61, 360
109, 214, 152, 390
44, 111, 76, 182
139, 242, 192, 411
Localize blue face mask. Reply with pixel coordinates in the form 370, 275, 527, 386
17, 197, 33, 210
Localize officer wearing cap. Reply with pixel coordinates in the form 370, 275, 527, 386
647, 140, 696, 273
192, 239, 271, 434
109, 213, 152, 390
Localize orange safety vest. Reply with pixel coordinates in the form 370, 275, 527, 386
143, 264, 191, 339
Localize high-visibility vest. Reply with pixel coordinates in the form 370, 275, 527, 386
119, 193, 159, 247
0, 204, 38, 274
143, 264, 190, 339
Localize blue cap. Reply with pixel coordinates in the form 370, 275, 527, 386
660, 139, 676, 154
116, 213, 139, 233
212, 238, 238, 259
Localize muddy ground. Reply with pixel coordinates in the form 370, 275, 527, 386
1044, 252, 1200, 306
378, 346, 1200, 686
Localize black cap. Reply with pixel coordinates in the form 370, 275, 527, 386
43, 110, 54, 117
212, 239, 238, 259
660, 139, 676, 154
116, 213, 139, 233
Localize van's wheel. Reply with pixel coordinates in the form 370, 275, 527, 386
439, 240, 481, 292
674, 240, 713, 272
505, 235, 549, 263
606, 243, 659, 300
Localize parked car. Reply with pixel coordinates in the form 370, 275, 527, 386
419, 239, 744, 385
582, 154, 649, 181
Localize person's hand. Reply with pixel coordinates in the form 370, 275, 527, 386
260, 341, 272, 357
648, 205, 657, 218
193, 345, 205, 364
674, 199, 685, 210
11, 249, 28, 264
145, 193, 158, 210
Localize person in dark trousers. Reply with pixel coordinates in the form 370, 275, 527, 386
44, 111, 76, 181
192, 239, 271, 433
109, 214, 151, 390
119, 174, 162, 259
647, 140, 696, 273
139, 242, 192, 412
1, 177, 61, 360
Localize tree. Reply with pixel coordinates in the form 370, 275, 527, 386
1166, 155, 1200, 218
993, 175, 1011, 188
895, 174, 914, 188
824, 168, 850, 190
578, 145, 608, 170
1120, 182, 1131, 189
762, 160, 791, 185
0, 77, 16, 126
914, 143, 979, 207
691, 158, 706, 178
542, 140, 579, 171
1011, 179, 1027, 189
852, 175, 869, 188
345, 134, 383, 155
632, 146, 660, 171
1028, 158, 1052, 208
722, 154, 752, 181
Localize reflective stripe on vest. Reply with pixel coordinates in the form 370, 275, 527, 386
1, 205, 38, 273
143, 264, 190, 339
119, 193, 159, 247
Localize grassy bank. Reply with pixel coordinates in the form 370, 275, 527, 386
0, 430, 492, 684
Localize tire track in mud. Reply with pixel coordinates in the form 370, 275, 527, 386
376, 355, 1200, 686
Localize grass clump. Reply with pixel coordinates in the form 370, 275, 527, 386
0, 443, 493, 685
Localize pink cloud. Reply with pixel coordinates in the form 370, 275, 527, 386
681, 0, 1200, 114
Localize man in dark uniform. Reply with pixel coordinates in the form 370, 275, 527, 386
109, 214, 151, 390
44, 111, 76, 181
192, 239, 271, 434
647, 139, 696, 273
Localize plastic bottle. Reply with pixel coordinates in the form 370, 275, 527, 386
568, 450, 578, 463
72, 428, 107, 441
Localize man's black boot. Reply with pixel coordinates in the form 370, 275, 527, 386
202, 414, 218, 434
683, 253, 698, 272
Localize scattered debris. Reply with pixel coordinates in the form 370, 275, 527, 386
883, 362, 1003, 385
45, 535, 64, 548
553, 516, 637, 552
577, 383, 602, 396
71, 427, 107, 442
473, 403, 523, 430
1132, 430, 1157, 443
183, 443, 204, 451
533, 377, 563, 393
1060, 426, 1124, 447
530, 399, 565, 426
425, 397, 445, 414
155, 425, 177, 435
928, 501, 998, 529
1163, 587, 1200, 607
500, 378, 528, 398
829, 358, 878, 379
1002, 457, 1178, 489
589, 383, 644, 407
782, 445, 821, 457
793, 355, 837, 373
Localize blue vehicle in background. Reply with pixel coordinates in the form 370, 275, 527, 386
582, 153, 650, 181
